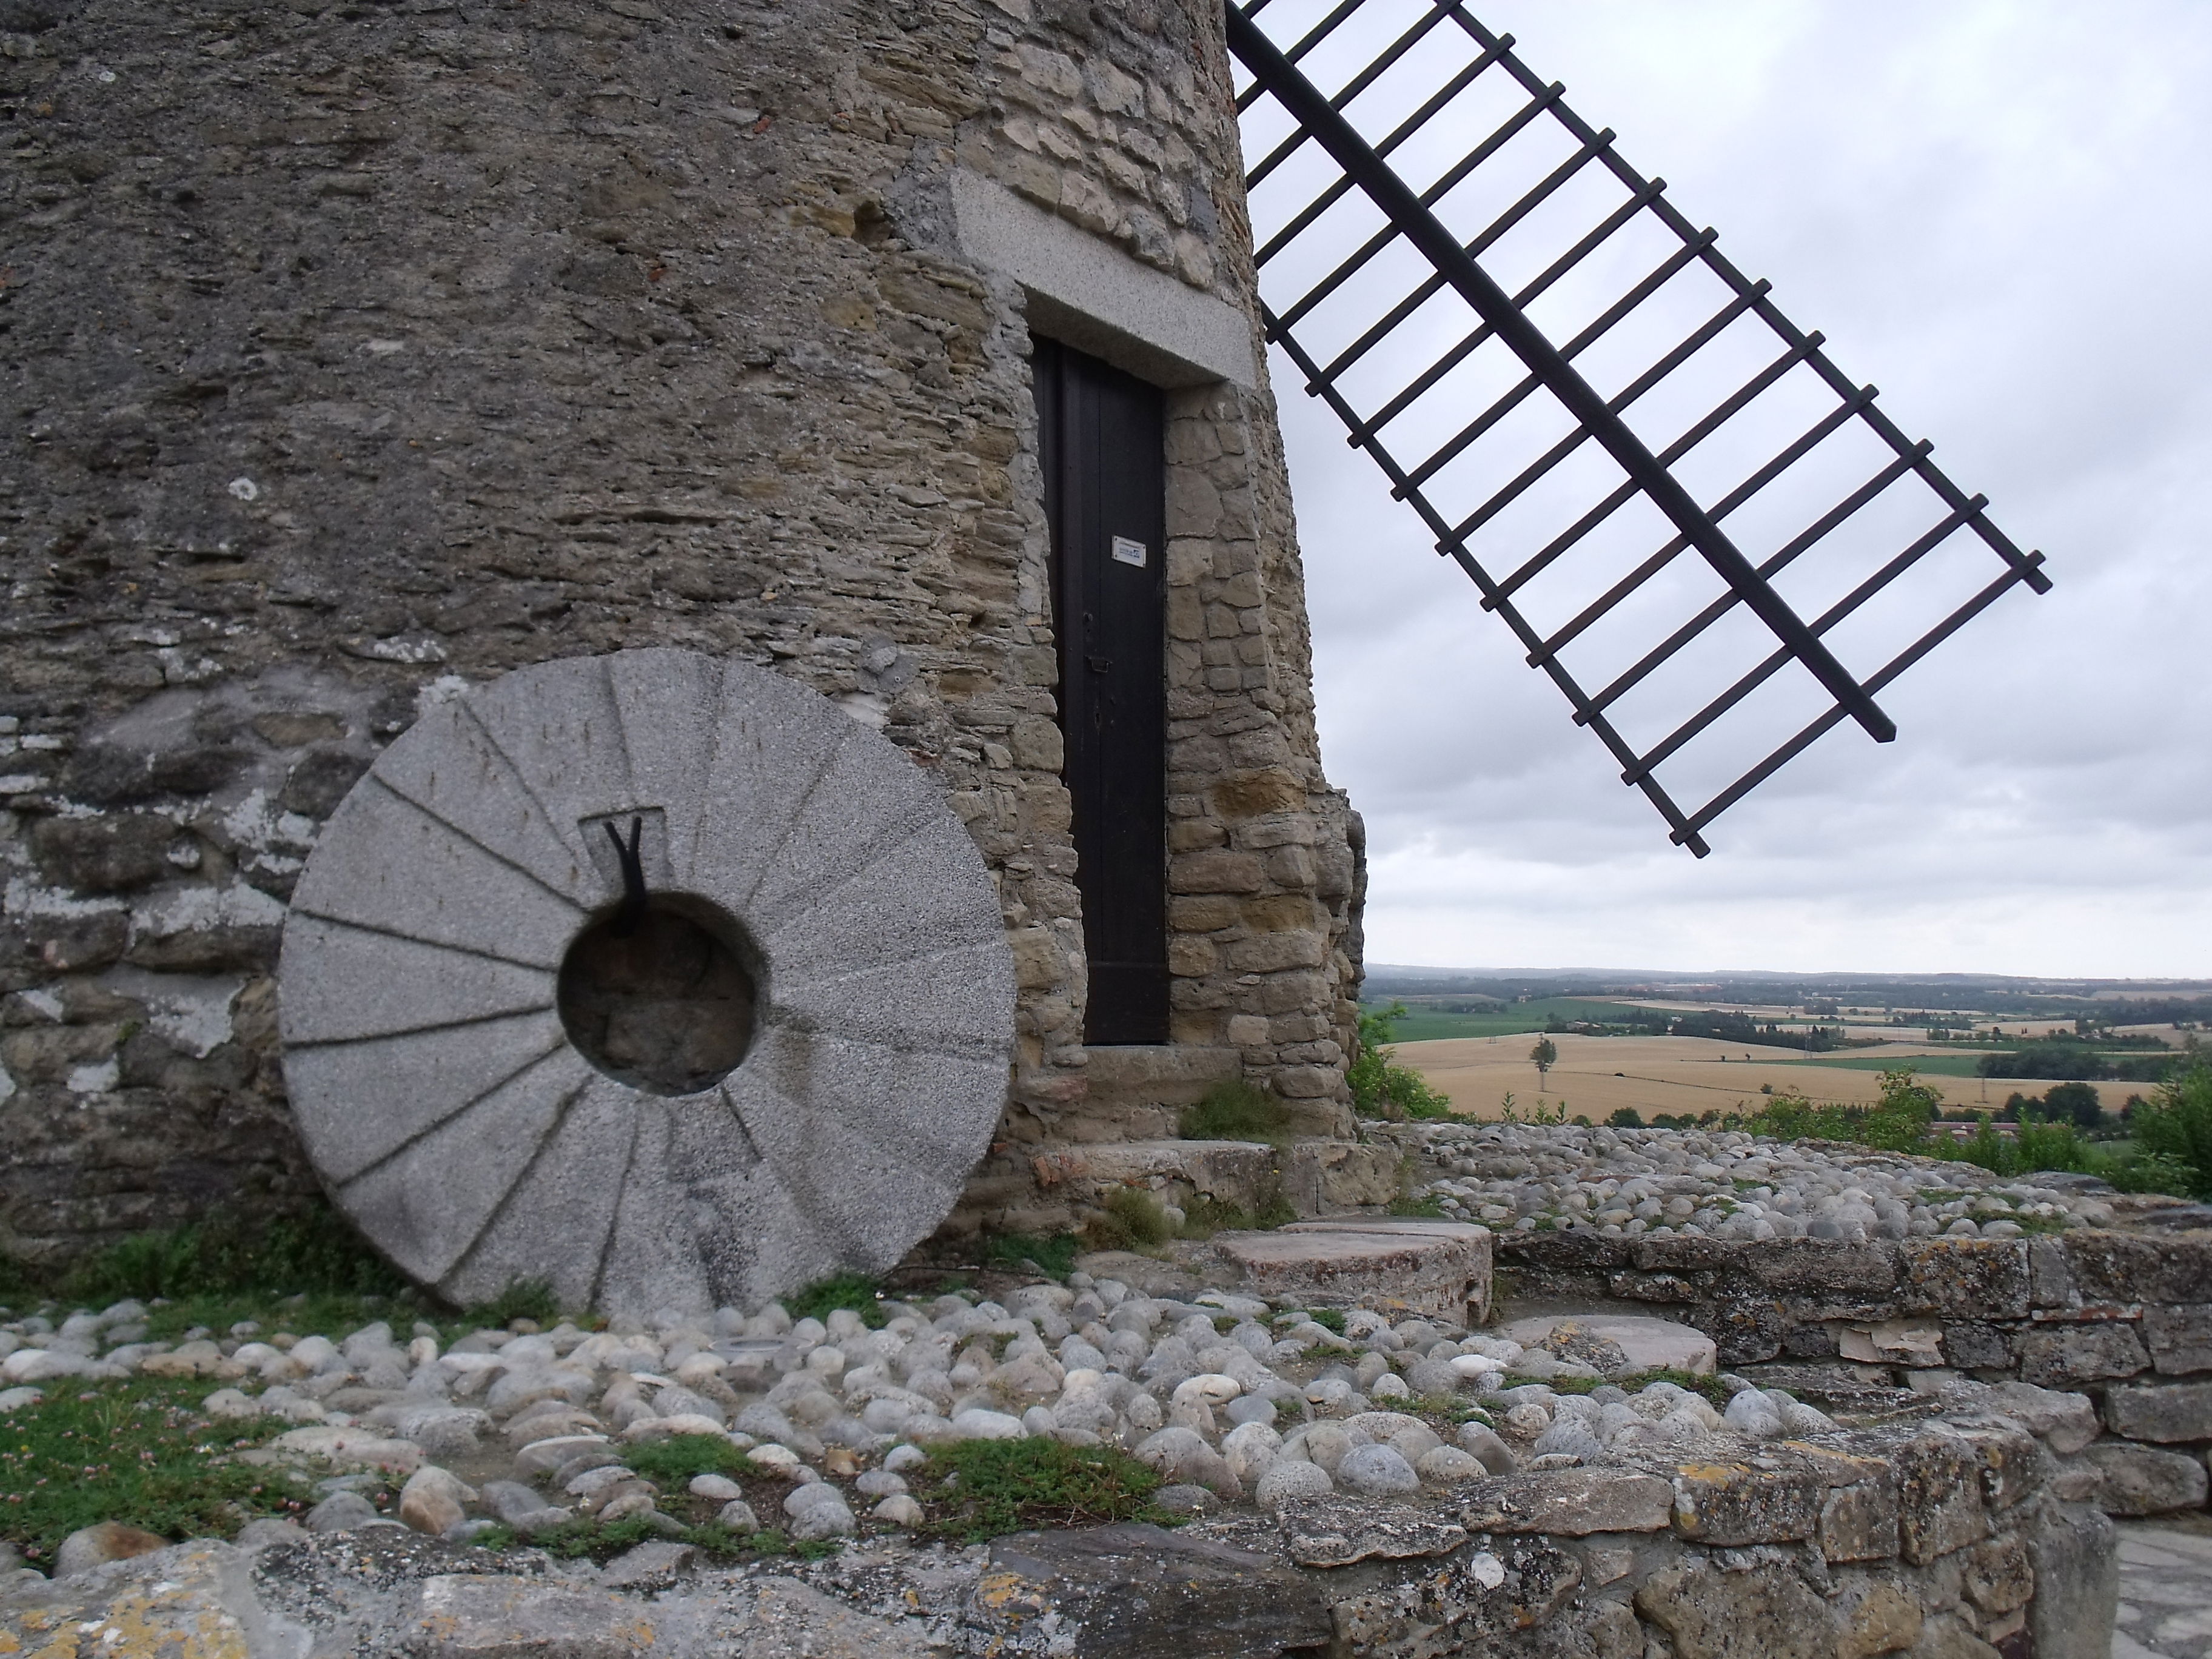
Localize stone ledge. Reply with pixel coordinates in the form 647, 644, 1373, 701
951, 169, 1259, 388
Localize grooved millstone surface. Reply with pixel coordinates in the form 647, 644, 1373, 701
276, 649, 1016, 1317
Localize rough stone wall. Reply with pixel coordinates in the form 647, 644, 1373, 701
0, 0, 1358, 1269
960, 1409, 2115, 1659
1483, 1210, 2212, 1523
1242, 1426, 2110, 1659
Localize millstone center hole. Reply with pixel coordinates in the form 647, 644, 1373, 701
557, 896, 757, 1096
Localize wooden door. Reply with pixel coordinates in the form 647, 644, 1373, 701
1033, 336, 1168, 1045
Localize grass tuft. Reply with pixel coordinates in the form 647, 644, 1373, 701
1179, 1080, 1293, 1146
916, 1438, 1173, 1541
622, 1433, 750, 1486
1085, 1187, 1173, 1251
463, 1279, 560, 1330
979, 1232, 1082, 1280
59, 1203, 407, 1306
1176, 1187, 1296, 1238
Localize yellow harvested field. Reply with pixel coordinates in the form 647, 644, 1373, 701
1393, 1033, 2136, 1120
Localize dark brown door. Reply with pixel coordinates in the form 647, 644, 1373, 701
1033, 336, 1168, 1045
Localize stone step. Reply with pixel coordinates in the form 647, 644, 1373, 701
1212, 1219, 1493, 1324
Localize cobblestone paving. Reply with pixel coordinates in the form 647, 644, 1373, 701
2117, 1523, 2212, 1658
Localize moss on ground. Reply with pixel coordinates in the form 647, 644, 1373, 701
622, 1433, 752, 1486
915, 1438, 1175, 1543
0, 1376, 309, 1566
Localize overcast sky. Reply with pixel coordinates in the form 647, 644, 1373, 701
1244, 1, 2212, 980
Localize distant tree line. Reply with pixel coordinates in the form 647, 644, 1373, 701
1538, 1007, 1849, 1051
1976, 1036, 2184, 1084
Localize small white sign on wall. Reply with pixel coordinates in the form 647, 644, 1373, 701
1111, 535, 1148, 568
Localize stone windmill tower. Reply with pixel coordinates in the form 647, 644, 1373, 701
0, 0, 2042, 1309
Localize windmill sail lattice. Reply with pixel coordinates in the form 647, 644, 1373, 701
1229, 0, 2051, 856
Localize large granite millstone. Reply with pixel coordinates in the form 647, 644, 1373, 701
276, 649, 1016, 1317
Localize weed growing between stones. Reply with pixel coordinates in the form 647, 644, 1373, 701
1388, 1155, 1448, 1218
462, 1279, 561, 1330
1179, 1080, 1293, 1145
1087, 1187, 1174, 1250
1176, 1187, 1296, 1238
915, 1438, 1173, 1543
783, 1273, 888, 1329
1302, 1307, 1348, 1335
0, 1376, 304, 1565
1388, 1193, 1448, 1218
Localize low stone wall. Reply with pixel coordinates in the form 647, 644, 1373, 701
1495, 1223, 2212, 1523
951, 1413, 2119, 1655
4, 1416, 2119, 1659
1198, 1412, 2118, 1659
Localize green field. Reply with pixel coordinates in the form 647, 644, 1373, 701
1369, 999, 1658, 1042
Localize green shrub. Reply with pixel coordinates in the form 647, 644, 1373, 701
2131, 1067, 2212, 1197
1180, 1080, 1292, 1145
1748, 1071, 1936, 1153
917, 1438, 1170, 1541
2102, 1150, 2202, 1195
1860, 1070, 1941, 1152
1349, 1002, 1455, 1121
1607, 1107, 1644, 1128
784, 1272, 886, 1329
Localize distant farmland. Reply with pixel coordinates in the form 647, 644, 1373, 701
1390, 1031, 2140, 1121
1375, 998, 1657, 1042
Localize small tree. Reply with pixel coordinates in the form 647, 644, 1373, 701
2133, 1065, 2212, 1198
1530, 1036, 1558, 1092
2040, 1080, 2105, 1131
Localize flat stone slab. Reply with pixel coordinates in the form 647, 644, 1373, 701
1500, 1313, 1717, 1376
278, 650, 1015, 1316
968, 1524, 1330, 1658
1214, 1220, 1492, 1322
